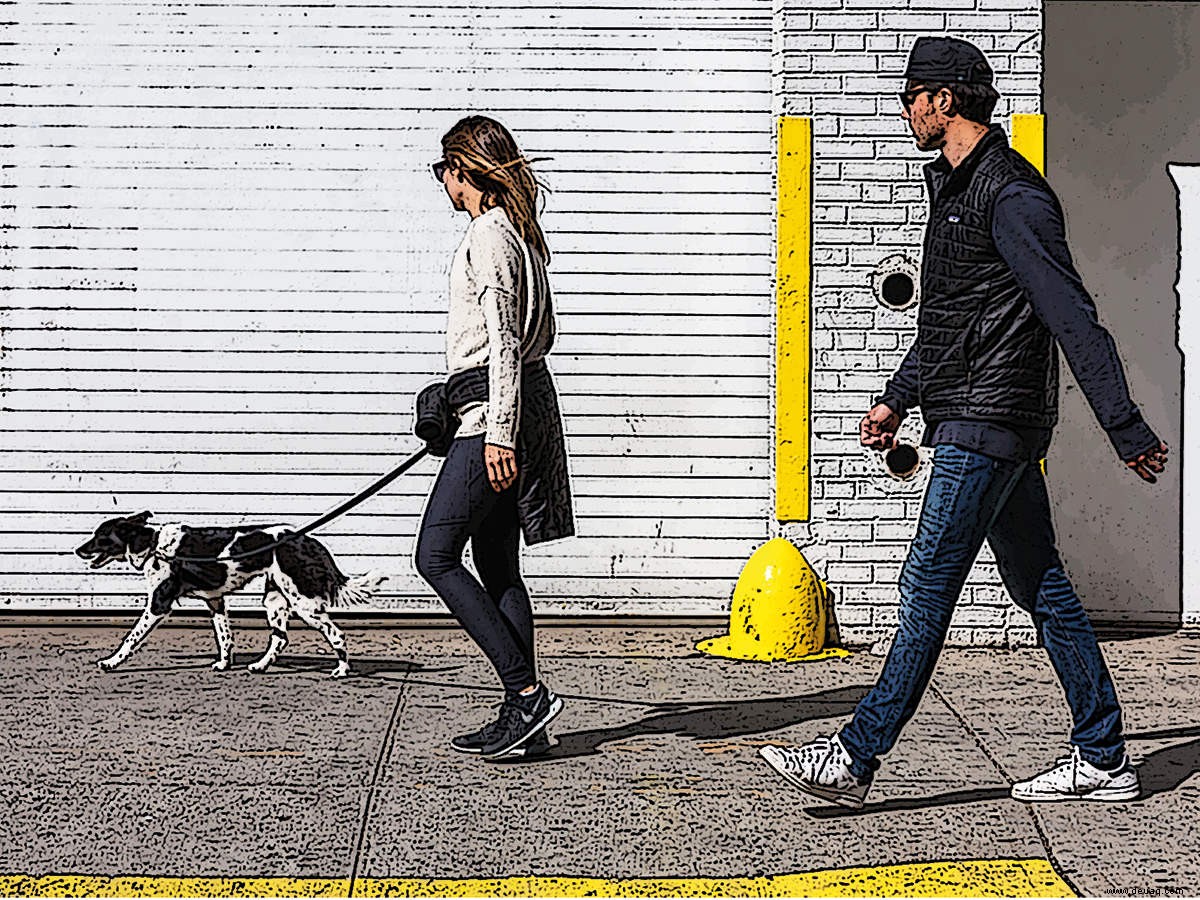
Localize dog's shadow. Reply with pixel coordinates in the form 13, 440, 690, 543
493, 685, 870, 764
273, 653, 437, 678
151, 652, 439, 679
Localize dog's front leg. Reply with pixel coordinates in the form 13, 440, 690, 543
99, 570, 179, 671
207, 599, 233, 671
99, 607, 164, 670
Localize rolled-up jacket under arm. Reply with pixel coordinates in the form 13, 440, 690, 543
447, 360, 574, 546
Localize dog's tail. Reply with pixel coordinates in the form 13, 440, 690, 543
334, 570, 388, 607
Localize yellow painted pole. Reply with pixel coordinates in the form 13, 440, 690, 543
1012, 113, 1048, 478
1012, 113, 1045, 175
775, 116, 813, 522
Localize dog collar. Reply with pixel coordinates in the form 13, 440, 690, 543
128, 529, 159, 571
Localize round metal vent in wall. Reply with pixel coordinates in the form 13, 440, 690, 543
871, 253, 920, 311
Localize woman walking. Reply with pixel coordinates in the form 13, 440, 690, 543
416, 115, 574, 759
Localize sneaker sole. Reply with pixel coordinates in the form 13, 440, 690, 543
1011, 784, 1141, 803
481, 696, 564, 760
499, 737, 557, 759
757, 746, 866, 810
454, 738, 555, 759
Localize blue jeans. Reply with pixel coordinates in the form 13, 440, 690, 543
838, 444, 1126, 779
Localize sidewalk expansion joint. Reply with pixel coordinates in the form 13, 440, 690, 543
348, 668, 413, 893
928, 681, 1078, 896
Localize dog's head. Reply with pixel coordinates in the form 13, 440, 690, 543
75, 511, 156, 570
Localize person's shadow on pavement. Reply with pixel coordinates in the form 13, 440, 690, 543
804, 725, 1200, 818
1127, 726, 1200, 800
493, 686, 870, 763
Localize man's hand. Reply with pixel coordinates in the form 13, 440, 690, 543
485, 443, 518, 493
860, 403, 901, 450
1125, 441, 1168, 484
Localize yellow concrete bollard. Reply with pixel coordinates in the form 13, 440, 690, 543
697, 537, 850, 662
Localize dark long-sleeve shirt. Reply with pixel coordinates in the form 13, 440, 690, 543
879, 179, 1159, 463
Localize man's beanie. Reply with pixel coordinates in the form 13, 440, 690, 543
904, 36, 994, 85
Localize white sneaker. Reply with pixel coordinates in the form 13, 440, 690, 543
1011, 746, 1140, 803
758, 735, 871, 809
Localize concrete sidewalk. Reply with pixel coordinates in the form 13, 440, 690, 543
0, 623, 1197, 897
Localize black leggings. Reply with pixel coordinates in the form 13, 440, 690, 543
415, 434, 536, 693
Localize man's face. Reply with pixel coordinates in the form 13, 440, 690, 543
900, 81, 948, 152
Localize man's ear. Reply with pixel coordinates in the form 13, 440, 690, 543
936, 87, 957, 117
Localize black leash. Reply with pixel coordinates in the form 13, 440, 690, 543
162, 446, 430, 564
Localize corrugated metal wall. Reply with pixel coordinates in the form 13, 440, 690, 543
0, 0, 773, 613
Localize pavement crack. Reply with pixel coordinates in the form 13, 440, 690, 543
928, 681, 1082, 897
348, 672, 411, 896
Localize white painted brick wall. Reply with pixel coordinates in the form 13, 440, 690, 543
776, 0, 1044, 647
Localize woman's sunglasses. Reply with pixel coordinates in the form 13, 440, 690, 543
431, 159, 450, 181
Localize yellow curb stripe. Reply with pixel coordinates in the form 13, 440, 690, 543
0, 860, 1075, 898
0, 878, 347, 898
775, 114, 813, 523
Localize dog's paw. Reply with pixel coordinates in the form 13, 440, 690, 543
330, 663, 351, 679
247, 662, 269, 674
97, 656, 120, 671
211, 659, 231, 671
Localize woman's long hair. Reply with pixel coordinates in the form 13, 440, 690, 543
441, 115, 550, 264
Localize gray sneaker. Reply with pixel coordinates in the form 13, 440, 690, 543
479, 685, 564, 759
758, 734, 871, 809
1011, 747, 1140, 803
450, 716, 501, 755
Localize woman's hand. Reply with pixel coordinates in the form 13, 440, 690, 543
485, 443, 518, 493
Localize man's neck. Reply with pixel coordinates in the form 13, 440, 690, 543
940, 120, 991, 169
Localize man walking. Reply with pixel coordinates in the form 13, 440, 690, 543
759, 36, 1168, 809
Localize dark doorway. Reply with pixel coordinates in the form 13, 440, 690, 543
1044, 1, 1199, 635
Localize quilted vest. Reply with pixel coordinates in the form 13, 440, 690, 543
917, 125, 1059, 428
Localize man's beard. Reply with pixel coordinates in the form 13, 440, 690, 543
914, 120, 946, 152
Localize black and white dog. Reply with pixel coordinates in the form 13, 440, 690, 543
75, 512, 385, 678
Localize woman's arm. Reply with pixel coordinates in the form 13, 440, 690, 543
471, 216, 525, 491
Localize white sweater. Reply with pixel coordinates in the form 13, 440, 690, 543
446, 206, 554, 449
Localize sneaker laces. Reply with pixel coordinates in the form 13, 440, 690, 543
1052, 746, 1115, 773
459, 699, 511, 744
497, 699, 527, 732
1053, 748, 1078, 768
771, 737, 834, 777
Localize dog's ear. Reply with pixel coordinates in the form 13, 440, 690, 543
129, 511, 153, 525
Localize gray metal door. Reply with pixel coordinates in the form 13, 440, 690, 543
1044, 1, 1199, 633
